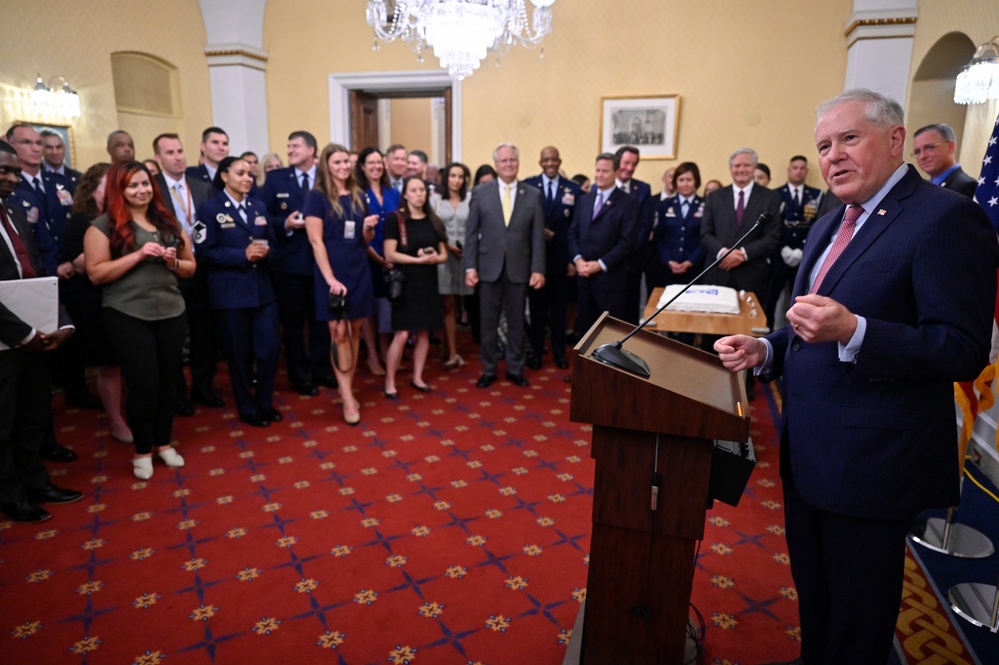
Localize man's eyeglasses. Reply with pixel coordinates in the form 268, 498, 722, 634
912, 143, 941, 157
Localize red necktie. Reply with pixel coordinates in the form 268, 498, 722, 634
810, 205, 862, 293
0, 206, 37, 279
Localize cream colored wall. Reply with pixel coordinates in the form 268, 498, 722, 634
909, 1, 999, 179
264, 0, 853, 191
389, 98, 433, 157
0, 0, 212, 169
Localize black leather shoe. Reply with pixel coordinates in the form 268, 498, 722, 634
175, 399, 195, 417
554, 355, 569, 370
506, 372, 530, 387
0, 499, 51, 523
526, 356, 542, 370
41, 443, 78, 462
410, 381, 431, 393
239, 413, 270, 428
313, 374, 338, 389
65, 392, 103, 410
476, 374, 497, 389
293, 382, 319, 396
192, 391, 225, 408
27, 484, 84, 505
261, 408, 283, 423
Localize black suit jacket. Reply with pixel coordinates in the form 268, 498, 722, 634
154, 173, 214, 226
940, 166, 977, 199
568, 187, 640, 279
699, 183, 782, 295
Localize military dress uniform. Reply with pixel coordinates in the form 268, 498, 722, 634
10, 170, 74, 276
193, 192, 280, 424
764, 182, 821, 326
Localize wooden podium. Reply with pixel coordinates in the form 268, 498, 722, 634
570, 313, 751, 664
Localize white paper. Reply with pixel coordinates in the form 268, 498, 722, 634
0, 276, 59, 350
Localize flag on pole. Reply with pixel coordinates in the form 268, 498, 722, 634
957, 110, 999, 460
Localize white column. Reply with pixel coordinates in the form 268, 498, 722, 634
198, 0, 269, 153
843, 0, 918, 104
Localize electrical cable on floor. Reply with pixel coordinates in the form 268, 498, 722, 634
686, 538, 706, 665
964, 463, 999, 504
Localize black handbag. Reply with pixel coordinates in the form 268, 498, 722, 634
327, 292, 346, 320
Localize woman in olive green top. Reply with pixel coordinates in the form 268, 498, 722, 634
84, 161, 195, 480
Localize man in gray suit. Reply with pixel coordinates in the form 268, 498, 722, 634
465, 143, 546, 388
152, 133, 223, 413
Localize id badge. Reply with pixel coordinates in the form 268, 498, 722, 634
344, 220, 356, 240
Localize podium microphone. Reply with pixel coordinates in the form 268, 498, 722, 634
590, 212, 771, 377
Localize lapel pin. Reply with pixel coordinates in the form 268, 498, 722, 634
877, 209, 886, 216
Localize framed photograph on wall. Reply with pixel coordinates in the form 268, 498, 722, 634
19, 122, 76, 169
600, 95, 680, 160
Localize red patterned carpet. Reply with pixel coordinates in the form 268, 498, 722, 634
4, 344, 969, 664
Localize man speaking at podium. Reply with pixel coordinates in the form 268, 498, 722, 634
714, 90, 999, 665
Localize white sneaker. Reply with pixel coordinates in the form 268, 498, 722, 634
157, 447, 185, 468
133, 457, 154, 480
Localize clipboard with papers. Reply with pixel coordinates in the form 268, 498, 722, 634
0, 276, 59, 350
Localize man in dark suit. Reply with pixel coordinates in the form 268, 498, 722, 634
523, 146, 580, 370
715, 89, 999, 665
152, 133, 224, 412
40, 130, 81, 193
764, 155, 822, 326
106, 130, 135, 164
186, 127, 230, 185
0, 142, 84, 522
464, 143, 546, 388
569, 153, 641, 338
614, 146, 653, 324
259, 130, 333, 395
913, 122, 978, 198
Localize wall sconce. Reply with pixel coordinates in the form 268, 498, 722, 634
954, 37, 999, 105
30, 74, 82, 119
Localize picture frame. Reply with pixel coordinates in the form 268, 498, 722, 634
19, 122, 76, 169
600, 95, 680, 160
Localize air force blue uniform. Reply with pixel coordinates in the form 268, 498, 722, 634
650, 194, 706, 287
9, 171, 74, 276
193, 192, 279, 420
259, 166, 333, 390
523, 174, 581, 364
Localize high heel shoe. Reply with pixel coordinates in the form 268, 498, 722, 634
133, 457, 153, 480
411, 381, 431, 393
343, 401, 361, 426
157, 447, 185, 468
444, 355, 465, 370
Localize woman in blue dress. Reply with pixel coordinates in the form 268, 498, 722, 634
355, 146, 399, 377
303, 144, 379, 425
194, 156, 280, 428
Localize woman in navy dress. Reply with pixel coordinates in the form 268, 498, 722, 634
355, 146, 400, 377
303, 144, 379, 425
651, 161, 706, 288
194, 156, 280, 428
383, 177, 447, 398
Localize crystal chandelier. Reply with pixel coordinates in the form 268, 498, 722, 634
366, 0, 556, 80
954, 37, 999, 105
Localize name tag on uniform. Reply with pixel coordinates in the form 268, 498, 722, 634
220, 222, 236, 229
276, 193, 290, 198
664, 207, 677, 217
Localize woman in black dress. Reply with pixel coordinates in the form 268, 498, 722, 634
382, 177, 447, 398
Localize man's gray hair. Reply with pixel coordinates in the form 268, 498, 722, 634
816, 89, 904, 128
914, 122, 956, 143
729, 147, 758, 166
492, 143, 519, 162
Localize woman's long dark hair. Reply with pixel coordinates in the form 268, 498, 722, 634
70, 162, 111, 219
443, 162, 470, 200
105, 160, 183, 257
473, 164, 496, 186
355, 146, 390, 191
400, 176, 446, 243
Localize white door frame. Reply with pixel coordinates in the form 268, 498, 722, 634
328, 71, 462, 161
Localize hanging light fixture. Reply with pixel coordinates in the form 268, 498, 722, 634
954, 37, 999, 105
366, 0, 556, 80
29, 74, 82, 119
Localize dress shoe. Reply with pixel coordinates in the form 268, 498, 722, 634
293, 382, 319, 396
191, 391, 225, 408
554, 355, 569, 370
41, 443, 77, 463
384, 391, 399, 400
476, 374, 497, 389
175, 399, 195, 417
411, 381, 431, 393
27, 483, 84, 505
133, 457, 153, 480
239, 413, 271, 428
443, 355, 466, 370
505, 372, 530, 387
65, 392, 103, 410
261, 408, 283, 423
0, 499, 51, 523
313, 374, 338, 389
526, 356, 542, 370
